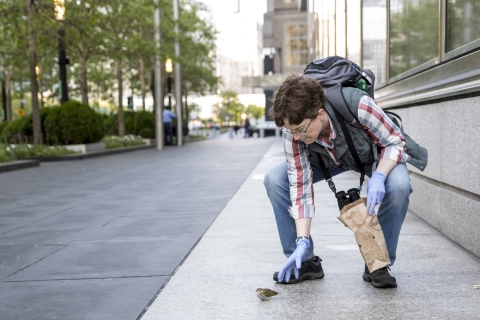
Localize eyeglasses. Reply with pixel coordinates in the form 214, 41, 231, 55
283, 118, 313, 137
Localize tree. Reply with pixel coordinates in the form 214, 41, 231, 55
178, 3, 218, 122
213, 91, 244, 124
246, 104, 264, 121
64, 0, 108, 106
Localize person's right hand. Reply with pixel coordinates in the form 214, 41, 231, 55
277, 238, 310, 283
366, 171, 386, 215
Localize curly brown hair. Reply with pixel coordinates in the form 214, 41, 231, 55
269, 74, 326, 127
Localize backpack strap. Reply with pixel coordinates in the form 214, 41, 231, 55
384, 110, 403, 131
324, 84, 363, 129
324, 84, 366, 189
333, 108, 366, 189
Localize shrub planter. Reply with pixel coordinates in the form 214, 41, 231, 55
64, 142, 106, 154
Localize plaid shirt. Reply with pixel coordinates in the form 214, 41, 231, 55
283, 95, 409, 220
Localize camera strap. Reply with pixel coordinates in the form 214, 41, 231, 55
316, 153, 337, 194
332, 108, 366, 190
315, 109, 366, 194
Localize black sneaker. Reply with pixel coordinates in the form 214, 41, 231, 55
273, 256, 324, 284
363, 265, 397, 288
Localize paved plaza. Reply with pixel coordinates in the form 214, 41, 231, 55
0, 138, 479, 319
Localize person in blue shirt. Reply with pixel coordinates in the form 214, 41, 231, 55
163, 107, 177, 145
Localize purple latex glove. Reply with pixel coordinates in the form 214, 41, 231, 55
366, 170, 386, 215
277, 238, 310, 283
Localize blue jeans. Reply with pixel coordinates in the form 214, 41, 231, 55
263, 161, 412, 266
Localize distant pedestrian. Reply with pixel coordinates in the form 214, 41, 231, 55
243, 118, 251, 138
163, 107, 176, 145
233, 124, 240, 136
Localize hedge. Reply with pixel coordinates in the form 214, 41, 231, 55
44, 101, 104, 145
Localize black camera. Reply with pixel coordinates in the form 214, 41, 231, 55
335, 188, 361, 210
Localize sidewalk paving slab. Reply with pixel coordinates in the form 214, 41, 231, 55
0, 138, 274, 320
141, 140, 480, 320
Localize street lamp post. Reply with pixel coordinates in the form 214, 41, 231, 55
165, 58, 173, 109
55, 0, 69, 104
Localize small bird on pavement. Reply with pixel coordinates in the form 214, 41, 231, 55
256, 288, 279, 301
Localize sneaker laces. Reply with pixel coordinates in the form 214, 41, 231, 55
372, 267, 390, 276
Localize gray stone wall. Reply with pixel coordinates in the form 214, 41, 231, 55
388, 96, 480, 258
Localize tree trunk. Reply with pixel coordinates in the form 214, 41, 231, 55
116, 59, 125, 137
27, 0, 42, 145
5, 65, 12, 121
139, 56, 146, 111
78, 48, 89, 106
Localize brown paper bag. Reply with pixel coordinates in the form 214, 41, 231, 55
337, 198, 390, 273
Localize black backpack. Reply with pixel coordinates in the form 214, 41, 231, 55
303, 56, 375, 129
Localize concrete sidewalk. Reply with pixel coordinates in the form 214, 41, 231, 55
0, 138, 274, 320
142, 140, 480, 319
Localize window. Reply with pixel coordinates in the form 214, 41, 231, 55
346, 0, 362, 65
389, 0, 439, 78
446, 0, 480, 53
285, 23, 309, 66
362, 0, 387, 84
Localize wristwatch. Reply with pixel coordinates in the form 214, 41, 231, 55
296, 236, 309, 243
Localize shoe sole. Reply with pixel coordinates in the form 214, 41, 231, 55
274, 271, 324, 284
363, 274, 397, 288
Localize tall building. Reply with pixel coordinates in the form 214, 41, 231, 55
256, 0, 318, 120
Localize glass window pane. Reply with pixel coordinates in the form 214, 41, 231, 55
299, 39, 308, 50
286, 53, 296, 66
298, 24, 307, 37
328, 0, 336, 56
289, 39, 297, 52
346, 0, 362, 65
336, 0, 346, 57
389, 0, 439, 78
286, 25, 297, 37
285, 23, 308, 66
299, 53, 309, 64
363, 0, 387, 84
446, 0, 480, 52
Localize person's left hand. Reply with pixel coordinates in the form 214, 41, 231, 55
277, 238, 310, 283
366, 170, 387, 215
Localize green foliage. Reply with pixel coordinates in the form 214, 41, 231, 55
9, 144, 78, 158
44, 101, 104, 145
101, 135, 146, 149
246, 105, 264, 121
134, 111, 155, 138
0, 0, 218, 134
0, 115, 34, 143
213, 91, 245, 123
0, 144, 16, 163
0, 122, 9, 136
103, 112, 136, 136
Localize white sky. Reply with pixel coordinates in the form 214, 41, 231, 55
200, 0, 267, 62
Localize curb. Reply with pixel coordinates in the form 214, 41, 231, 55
0, 160, 40, 174
18, 144, 155, 162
